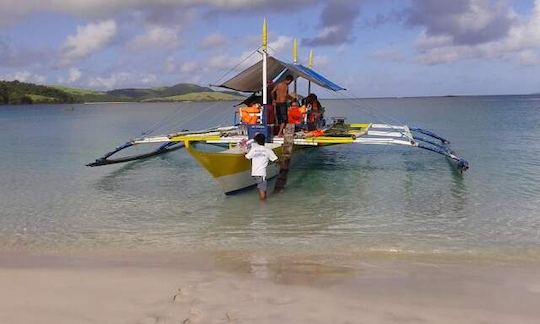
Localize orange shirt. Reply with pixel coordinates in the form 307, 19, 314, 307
288, 105, 306, 124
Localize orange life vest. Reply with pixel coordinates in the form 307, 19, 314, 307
239, 105, 261, 124
288, 105, 307, 124
305, 129, 325, 137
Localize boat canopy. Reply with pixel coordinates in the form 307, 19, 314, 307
215, 56, 345, 93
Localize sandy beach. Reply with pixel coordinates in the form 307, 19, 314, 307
1, 251, 539, 324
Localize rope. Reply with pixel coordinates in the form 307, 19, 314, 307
331, 89, 415, 141
137, 48, 261, 138
136, 100, 224, 139
211, 47, 261, 86
140, 105, 185, 136
266, 46, 408, 130
158, 101, 224, 134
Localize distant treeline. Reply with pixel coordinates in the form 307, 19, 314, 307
0, 80, 77, 104
0, 80, 244, 105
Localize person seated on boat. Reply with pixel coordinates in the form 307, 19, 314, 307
271, 75, 296, 137
245, 133, 278, 201
239, 101, 261, 125
305, 93, 323, 131
287, 101, 307, 125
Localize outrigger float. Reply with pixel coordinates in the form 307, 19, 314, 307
87, 20, 469, 194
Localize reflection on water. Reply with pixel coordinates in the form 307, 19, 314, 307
0, 97, 539, 259
93, 158, 152, 192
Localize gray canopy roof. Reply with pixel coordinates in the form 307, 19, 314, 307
215, 56, 345, 92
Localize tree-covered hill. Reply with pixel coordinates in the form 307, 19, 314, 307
0, 80, 77, 104
0, 80, 244, 105
107, 83, 216, 101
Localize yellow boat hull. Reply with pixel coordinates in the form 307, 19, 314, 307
185, 143, 283, 194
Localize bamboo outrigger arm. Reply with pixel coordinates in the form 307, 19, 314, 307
86, 122, 468, 173
86, 140, 184, 167
410, 128, 469, 173
85, 126, 238, 167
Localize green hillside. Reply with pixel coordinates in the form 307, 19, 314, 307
0, 81, 244, 105
106, 83, 215, 101
0, 81, 77, 104
141, 91, 244, 102
52, 85, 130, 102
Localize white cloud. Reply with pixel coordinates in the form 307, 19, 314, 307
180, 61, 200, 74
200, 33, 227, 49
87, 72, 131, 89
240, 34, 261, 48
165, 56, 177, 73
208, 55, 236, 70
129, 25, 180, 50
141, 74, 157, 84
268, 35, 293, 55
302, 0, 361, 46
335, 44, 348, 54
195, 33, 294, 81
415, 0, 540, 65
0, 0, 319, 24
518, 50, 540, 66
1, 71, 46, 83
370, 47, 405, 63
304, 53, 329, 68
234, 33, 292, 59
68, 67, 82, 83
61, 20, 117, 66
407, 0, 517, 46
0, 39, 53, 68
87, 72, 160, 89
164, 57, 201, 74
415, 32, 453, 50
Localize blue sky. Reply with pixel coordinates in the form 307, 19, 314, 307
1, 0, 539, 97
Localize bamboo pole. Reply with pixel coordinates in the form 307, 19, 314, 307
274, 123, 295, 192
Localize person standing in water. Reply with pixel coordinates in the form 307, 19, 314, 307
245, 133, 278, 200
271, 75, 295, 137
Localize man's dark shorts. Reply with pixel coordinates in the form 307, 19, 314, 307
275, 102, 288, 124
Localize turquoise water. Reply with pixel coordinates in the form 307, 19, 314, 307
1, 97, 539, 258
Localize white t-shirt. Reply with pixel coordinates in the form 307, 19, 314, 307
245, 143, 278, 177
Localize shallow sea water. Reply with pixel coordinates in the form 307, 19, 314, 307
0, 96, 539, 259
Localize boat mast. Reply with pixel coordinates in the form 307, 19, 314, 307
308, 49, 313, 94
262, 18, 268, 106
293, 38, 298, 96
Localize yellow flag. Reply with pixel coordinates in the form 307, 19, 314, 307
262, 18, 268, 50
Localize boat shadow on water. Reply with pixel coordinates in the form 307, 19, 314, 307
91, 151, 193, 194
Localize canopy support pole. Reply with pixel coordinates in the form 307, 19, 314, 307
262, 19, 268, 105
262, 51, 268, 105
307, 49, 313, 94
293, 38, 298, 99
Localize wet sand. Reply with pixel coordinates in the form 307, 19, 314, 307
1, 251, 539, 323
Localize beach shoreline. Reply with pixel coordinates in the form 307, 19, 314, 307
1, 250, 539, 324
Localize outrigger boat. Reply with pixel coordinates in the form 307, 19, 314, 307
87, 20, 469, 194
